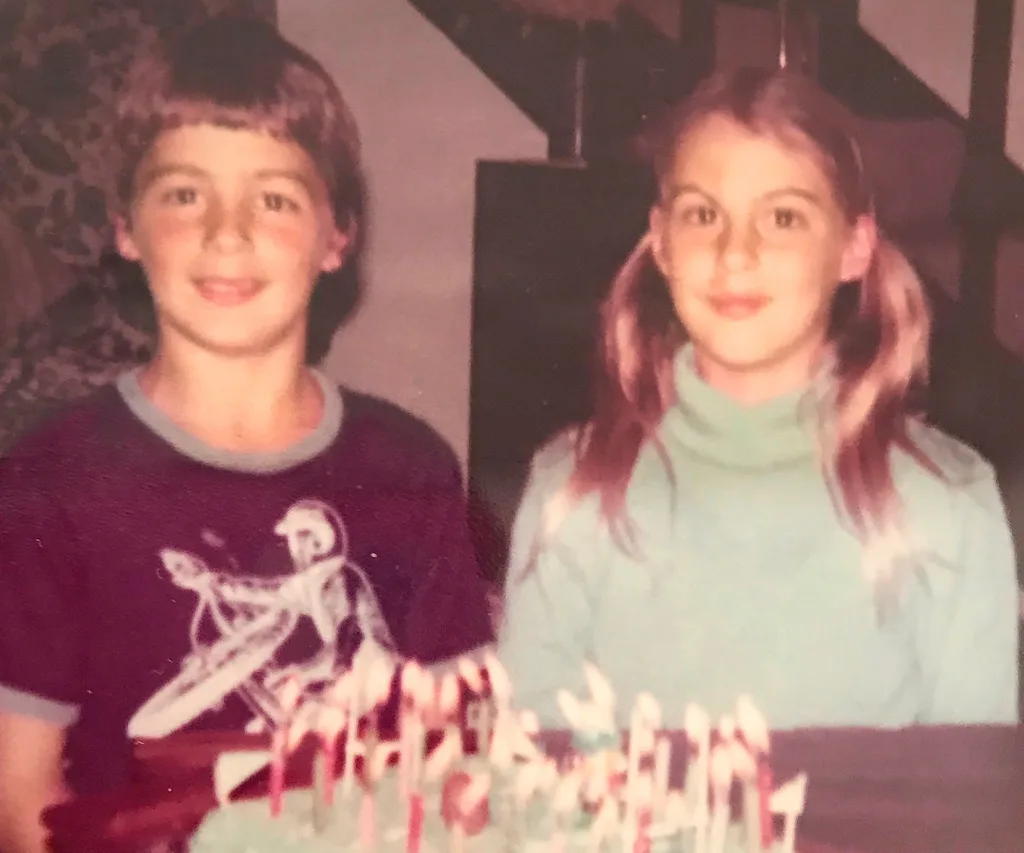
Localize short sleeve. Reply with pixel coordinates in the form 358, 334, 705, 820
0, 452, 84, 725
920, 464, 1020, 724
401, 455, 495, 667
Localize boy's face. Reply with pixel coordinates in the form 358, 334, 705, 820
116, 123, 347, 359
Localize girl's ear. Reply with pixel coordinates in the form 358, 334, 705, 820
114, 215, 141, 262
840, 215, 877, 282
648, 205, 671, 279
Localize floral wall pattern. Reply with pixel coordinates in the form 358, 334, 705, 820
0, 0, 273, 454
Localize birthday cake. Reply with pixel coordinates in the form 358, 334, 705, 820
186, 655, 809, 853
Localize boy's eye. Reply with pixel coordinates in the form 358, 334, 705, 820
261, 191, 300, 213
161, 186, 199, 206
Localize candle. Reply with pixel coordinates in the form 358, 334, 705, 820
683, 704, 711, 853
342, 659, 367, 798
582, 663, 615, 709
269, 677, 302, 817
269, 728, 287, 818
425, 729, 463, 782
708, 745, 733, 853
652, 737, 671, 818
404, 668, 434, 853
624, 693, 659, 833
359, 788, 377, 852
465, 698, 493, 756
769, 772, 807, 853
457, 657, 484, 694
550, 766, 581, 853
318, 705, 347, 806
407, 791, 425, 853
312, 704, 346, 832
412, 671, 435, 785
400, 662, 424, 797
632, 775, 654, 853
438, 672, 462, 721
736, 696, 773, 850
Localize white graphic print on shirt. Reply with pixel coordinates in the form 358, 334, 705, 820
127, 499, 397, 739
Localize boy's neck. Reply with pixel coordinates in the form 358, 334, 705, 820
138, 345, 325, 454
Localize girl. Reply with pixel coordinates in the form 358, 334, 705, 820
496, 68, 1019, 729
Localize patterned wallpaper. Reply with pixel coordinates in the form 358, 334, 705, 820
0, 0, 274, 454
0, 0, 272, 270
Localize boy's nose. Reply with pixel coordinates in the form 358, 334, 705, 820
204, 200, 252, 249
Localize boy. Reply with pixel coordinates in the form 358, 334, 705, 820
0, 17, 494, 852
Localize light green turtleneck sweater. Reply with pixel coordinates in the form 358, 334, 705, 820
497, 350, 1020, 729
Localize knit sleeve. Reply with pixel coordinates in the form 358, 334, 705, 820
920, 462, 1020, 724
496, 436, 605, 726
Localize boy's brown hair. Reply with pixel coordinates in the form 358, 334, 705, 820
111, 15, 365, 361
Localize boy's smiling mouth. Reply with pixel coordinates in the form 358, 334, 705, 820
193, 277, 264, 306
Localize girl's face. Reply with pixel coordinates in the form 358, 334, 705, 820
650, 114, 875, 404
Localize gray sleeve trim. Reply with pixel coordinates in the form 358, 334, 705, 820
0, 683, 79, 727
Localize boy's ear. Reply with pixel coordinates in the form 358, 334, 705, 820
114, 216, 141, 262
319, 224, 351, 274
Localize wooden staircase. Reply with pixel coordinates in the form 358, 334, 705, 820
401, 0, 1024, 585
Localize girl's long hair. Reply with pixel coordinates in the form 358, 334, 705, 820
556, 67, 936, 592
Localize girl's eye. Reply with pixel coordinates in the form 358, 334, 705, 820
262, 191, 300, 213
681, 205, 718, 227
771, 207, 805, 229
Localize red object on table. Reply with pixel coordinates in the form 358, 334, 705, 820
407, 792, 425, 853
632, 807, 652, 853
757, 760, 774, 848
440, 771, 489, 836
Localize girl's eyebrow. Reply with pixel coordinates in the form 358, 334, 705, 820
762, 187, 825, 208
663, 182, 707, 204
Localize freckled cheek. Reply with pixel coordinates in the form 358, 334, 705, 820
664, 250, 717, 300
760, 251, 836, 300
253, 222, 322, 265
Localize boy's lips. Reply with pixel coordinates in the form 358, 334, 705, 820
193, 277, 263, 306
706, 293, 770, 319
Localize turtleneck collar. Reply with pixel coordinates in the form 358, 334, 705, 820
662, 345, 828, 469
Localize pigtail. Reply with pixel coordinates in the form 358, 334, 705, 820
829, 237, 938, 591
567, 233, 681, 545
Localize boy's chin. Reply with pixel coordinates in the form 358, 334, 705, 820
160, 321, 307, 360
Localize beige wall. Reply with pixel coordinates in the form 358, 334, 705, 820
859, 0, 975, 120
277, 0, 546, 471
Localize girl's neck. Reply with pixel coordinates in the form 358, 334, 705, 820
139, 346, 324, 454
692, 344, 831, 406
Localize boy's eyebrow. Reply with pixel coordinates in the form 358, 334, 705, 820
253, 169, 320, 195
135, 165, 319, 195
135, 163, 207, 192
664, 183, 824, 207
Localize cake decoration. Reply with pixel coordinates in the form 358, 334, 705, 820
191, 662, 809, 853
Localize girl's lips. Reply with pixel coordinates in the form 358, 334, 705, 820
194, 277, 263, 306
706, 294, 769, 318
